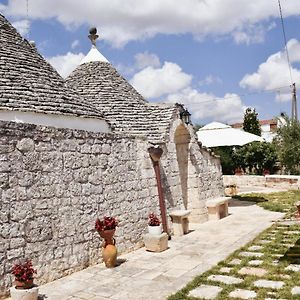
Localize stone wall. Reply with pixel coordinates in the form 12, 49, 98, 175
0, 120, 223, 297
223, 175, 266, 188
265, 175, 300, 189
162, 120, 224, 223
223, 175, 300, 190
0, 121, 166, 297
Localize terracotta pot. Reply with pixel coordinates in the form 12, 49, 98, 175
148, 225, 162, 235
102, 244, 117, 268
224, 186, 237, 196
98, 229, 115, 245
14, 279, 34, 290
234, 168, 242, 176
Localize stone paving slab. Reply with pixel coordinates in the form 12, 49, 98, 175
258, 239, 271, 244
238, 267, 267, 277
229, 289, 257, 299
292, 286, 300, 295
284, 231, 300, 235
188, 284, 222, 299
272, 254, 282, 257
248, 245, 263, 251
208, 274, 243, 285
229, 259, 242, 265
253, 279, 284, 289
248, 260, 263, 266
278, 274, 291, 279
285, 264, 300, 272
4, 202, 284, 300
239, 251, 264, 258
219, 267, 232, 273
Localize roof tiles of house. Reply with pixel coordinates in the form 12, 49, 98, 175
0, 14, 105, 120
66, 48, 178, 142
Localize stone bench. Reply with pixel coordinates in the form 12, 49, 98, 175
169, 210, 191, 236
206, 197, 230, 220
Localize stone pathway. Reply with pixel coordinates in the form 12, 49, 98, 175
4, 200, 284, 300
185, 218, 300, 299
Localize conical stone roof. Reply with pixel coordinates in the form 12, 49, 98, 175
66, 46, 178, 142
0, 14, 105, 120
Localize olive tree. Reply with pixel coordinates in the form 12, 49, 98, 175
233, 142, 277, 175
274, 116, 300, 174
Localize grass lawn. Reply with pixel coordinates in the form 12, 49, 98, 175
168, 190, 300, 300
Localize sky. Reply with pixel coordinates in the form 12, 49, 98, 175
1, 0, 300, 125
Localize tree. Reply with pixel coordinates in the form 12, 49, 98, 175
233, 142, 277, 175
274, 116, 300, 174
212, 146, 236, 175
243, 107, 261, 136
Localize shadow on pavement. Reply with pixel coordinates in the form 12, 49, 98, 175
230, 195, 268, 207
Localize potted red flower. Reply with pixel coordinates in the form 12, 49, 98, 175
10, 260, 38, 300
95, 216, 118, 242
148, 212, 162, 235
95, 216, 118, 268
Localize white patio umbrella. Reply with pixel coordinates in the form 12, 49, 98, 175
197, 122, 264, 148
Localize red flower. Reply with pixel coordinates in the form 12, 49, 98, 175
148, 213, 160, 226
95, 216, 118, 232
11, 260, 36, 282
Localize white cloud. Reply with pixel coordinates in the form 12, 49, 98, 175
12, 19, 30, 37
47, 52, 84, 78
130, 59, 244, 123
166, 88, 245, 124
240, 39, 300, 101
116, 51, 161, 76
71, 39, 80, 49
115, 63, 136, 76
130, 62, 192, 98
134, 52, 161, 70
232, 22, 276, 45
199, 75, 222, 86
3, 0, 300, 47
275, 91, 292, 102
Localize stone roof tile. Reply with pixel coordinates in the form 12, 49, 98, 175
0, 14, 105, 120
66, 60, 178, 142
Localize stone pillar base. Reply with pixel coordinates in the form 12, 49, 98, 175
143, 232, 168, 252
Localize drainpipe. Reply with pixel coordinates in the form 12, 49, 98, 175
148, 146, 169, 237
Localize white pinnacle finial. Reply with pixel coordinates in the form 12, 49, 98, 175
80, 27, 109, 65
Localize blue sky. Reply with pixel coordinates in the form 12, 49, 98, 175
1, 0, 300, 125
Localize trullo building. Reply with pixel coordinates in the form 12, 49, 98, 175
0, 15, 223, 297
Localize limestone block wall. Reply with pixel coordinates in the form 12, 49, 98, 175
162, 120, 224, 223
0, 121, 162, 297
223, 175, 266, 187
191, 143, 224, 222
223, 175, 300, 190
265, 175, 300, 189
0, 120, 224, 297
